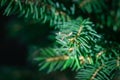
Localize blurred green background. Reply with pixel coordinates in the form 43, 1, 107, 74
0, 15, 75, 80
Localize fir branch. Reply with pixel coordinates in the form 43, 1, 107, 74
79, 0, 91, 8
77, 0, 106, 13
45, 55, 86, 65
46, 55, 69, 62
68, 26, 83, 43
56, 18, 100, 56
0, 0, 71, 26
117, 56, 120, 67
36, 18, 101, 72
0, 0, 120, 80
90, 65, 104, 80
96, 50, 106, 58
77, 26, 83, 36
76, 64, 110, 80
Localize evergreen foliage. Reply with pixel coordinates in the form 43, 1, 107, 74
0, 0, 120, 80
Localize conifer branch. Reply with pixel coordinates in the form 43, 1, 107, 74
46, 55, 69, 62
68, 26, 83, 43
90, 65, 104, 80
0, 0, 120, 80
79, 0, 91, 8
45, 55, 86, 64
0, 0, 71, 26
117, 56, 120, 67
96, 50, 106, 58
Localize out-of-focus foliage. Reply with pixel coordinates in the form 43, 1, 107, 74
0, 0, 120, 30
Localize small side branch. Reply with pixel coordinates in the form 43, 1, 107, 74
117, 56, 120, 67
69, 26, 83, 43
96, 50, 106, 58
79, 0, 91, 8
46, 55, 86, 65
90, 65, 104, 80
46, 55, 69, 62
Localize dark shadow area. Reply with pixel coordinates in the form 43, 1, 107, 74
0, 15, 27, 66
0, 14, 75, 80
